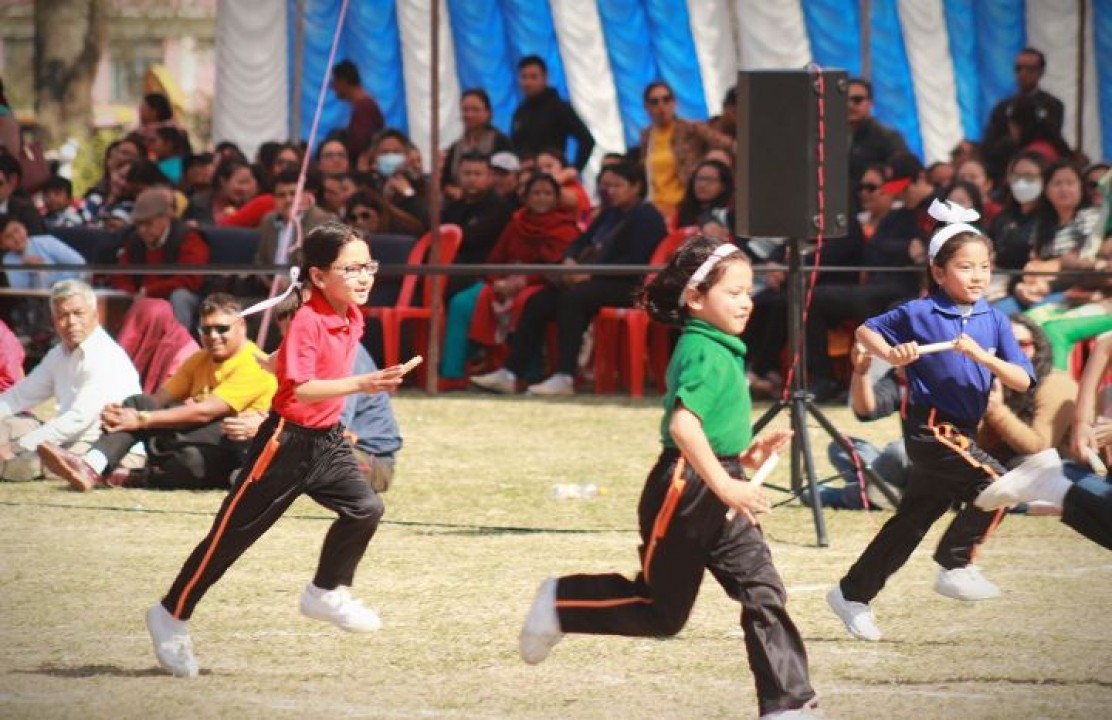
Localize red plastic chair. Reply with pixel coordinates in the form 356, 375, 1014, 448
364, 225, 463, 381
593, 226, 699, 397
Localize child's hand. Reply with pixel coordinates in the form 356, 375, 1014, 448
740, 429, 792, 470
356, 368, 406, 394
850, 343, 872, 374
953, 333, 990, 364
886, 342, 919, 367
720, 479, 772, 520
987, 379, 1004, 411
253, 349, 277, 374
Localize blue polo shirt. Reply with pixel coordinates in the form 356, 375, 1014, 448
863, 292, 1035, 424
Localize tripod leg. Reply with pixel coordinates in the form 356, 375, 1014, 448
792, 398, 829, 547
805, 401, 902, 508
752, 399, 787, 434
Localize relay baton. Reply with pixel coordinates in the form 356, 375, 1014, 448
916, 340, 956, 355
726, 451, 781, 521
1088, 448, 1109, 476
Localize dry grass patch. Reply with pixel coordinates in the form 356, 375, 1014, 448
0, 393, 1109, 719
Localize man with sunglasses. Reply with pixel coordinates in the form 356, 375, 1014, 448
39, 293, 277, 491
982, 47, 1065, 183
847, 78, 908, 196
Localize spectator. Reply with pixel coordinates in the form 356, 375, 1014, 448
0, 280, 141, 482
184, 159, 265, 227
321, 172, 356, 216
440, 152, 514, 297
955, 159, 1001, 227
361, 129, 428, 231
938, 180, 984, 221
115, 297, 200, 394
214, 140, 248, 165
1031, 160, 1101, 271
40, 176, 88, 228
1007, 94, 1072, 166
510, 55, 595, 171
982, 48, 1066, 182
267, 142, 303, 183
440, 172, 579, 383
316, 138, 351, 176
0, 152, 45, 235
805, 153, 932, 400
137, 92, 175, 143
675, 159, 734, 230
82, 138, 143, 222
344, 189, 423, 239
855, 163, 890, 240
254, 169, 334, 272
331, 60, 385, 160
470, 161, 667, 396
1084, 162, 1110, 209
0, 318, 22, 391
150, 126, 192, 186
490, 151, 522, 205
988, 150, 1047, 281
38, 293, 277, 491
926, 161, 955, 189
847, 78, 909, 192
94, 156, 137, 230
638, 81, 733, 220
535, 149, 590, 227
0, 77, 19, 154
182, 152, 215, 198
443, 89, 513, 200
0, 214, 86, 290
707, 84, 738, 138
111, 188, 210, 328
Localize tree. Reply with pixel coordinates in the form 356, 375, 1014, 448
33, 0, 106, 147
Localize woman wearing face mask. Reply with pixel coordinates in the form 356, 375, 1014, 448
364, 129, 429, 232
988, 151, 1047, 313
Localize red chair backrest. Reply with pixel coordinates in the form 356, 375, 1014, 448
393, 224, 463, 309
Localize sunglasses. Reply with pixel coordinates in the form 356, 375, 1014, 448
858, 182, 879, 193
198, 324, 233, 337
1014, 64, 1041, 73
848, 95, 869, 105
647, 95, 674, 106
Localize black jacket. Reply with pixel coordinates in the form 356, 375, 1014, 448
511, 88, 595, 171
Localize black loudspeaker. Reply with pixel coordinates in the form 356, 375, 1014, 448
735, 69, 849, 239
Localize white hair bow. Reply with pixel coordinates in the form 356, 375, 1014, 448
927, 199, 981, 262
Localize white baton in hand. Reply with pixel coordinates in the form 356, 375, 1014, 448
916, 340, 957, 355
726, 452, 781, 521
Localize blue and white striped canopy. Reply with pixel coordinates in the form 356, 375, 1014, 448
277, 0, 1111, 167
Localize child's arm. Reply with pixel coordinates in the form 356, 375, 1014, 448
953, 334, 1031, 391
1072, 334, 1112, 458
294, 364, 409, 404
669, 406, 770, 517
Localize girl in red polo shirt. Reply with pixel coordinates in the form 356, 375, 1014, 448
145, 221, 409, 678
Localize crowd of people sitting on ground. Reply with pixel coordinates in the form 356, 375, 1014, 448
0, 48, 1109, 407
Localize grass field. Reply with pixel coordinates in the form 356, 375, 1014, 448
1, 393, 1110, 720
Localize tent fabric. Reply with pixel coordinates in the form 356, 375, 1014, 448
212, 0, 1112, 167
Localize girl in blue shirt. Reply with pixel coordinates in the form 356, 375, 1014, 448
827, 201, 1035, 642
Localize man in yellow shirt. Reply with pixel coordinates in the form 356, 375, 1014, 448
39, 293, 277, 491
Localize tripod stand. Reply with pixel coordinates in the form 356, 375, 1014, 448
751, 237, 901, 547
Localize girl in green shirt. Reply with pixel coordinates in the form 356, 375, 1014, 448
519, 236, 819, 719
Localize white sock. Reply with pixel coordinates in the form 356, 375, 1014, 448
84, 449, 109, 474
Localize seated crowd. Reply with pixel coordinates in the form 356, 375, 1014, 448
0, 47, 1108, 412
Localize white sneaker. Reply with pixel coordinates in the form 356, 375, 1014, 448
974, 449, 1068, 511
519, 577, 563, 664
934, 564, 1000, 601
826, 585, 882, 641
470, 368, 516, 394
526, 373, 575, 397
760, 699, 826, 719
299, 584, 382, 633
146, 603, 199, 678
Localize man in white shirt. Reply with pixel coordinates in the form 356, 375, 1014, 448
0, 279, 141, 481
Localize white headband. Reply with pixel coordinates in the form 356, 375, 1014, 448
927, 198, 982, 262
679, 244, 740, 308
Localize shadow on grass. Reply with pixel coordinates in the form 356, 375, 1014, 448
15, 664, 197, 679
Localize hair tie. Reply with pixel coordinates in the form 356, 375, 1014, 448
678, 244, 740, 308
239, 266, 301, 317
927, 198, 982, 262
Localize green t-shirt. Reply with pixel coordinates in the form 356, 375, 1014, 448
659, 318, 752, 455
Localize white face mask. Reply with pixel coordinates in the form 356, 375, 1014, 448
1010, 177, 1042, 204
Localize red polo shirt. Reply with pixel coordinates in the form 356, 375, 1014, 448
271, 291, 364, 428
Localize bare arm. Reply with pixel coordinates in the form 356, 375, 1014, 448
669, 406, 770, 517
1073, 334, 1112, 457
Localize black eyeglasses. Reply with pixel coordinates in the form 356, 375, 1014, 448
647, 95, 674, 106
198, 324, 233, 337
848, 95, 869, 105
858, 182, 879, 193
332, 261, 380, 280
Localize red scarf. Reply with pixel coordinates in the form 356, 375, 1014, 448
487, 207, 579, 267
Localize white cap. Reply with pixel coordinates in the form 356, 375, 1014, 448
490, 151, 520, 173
